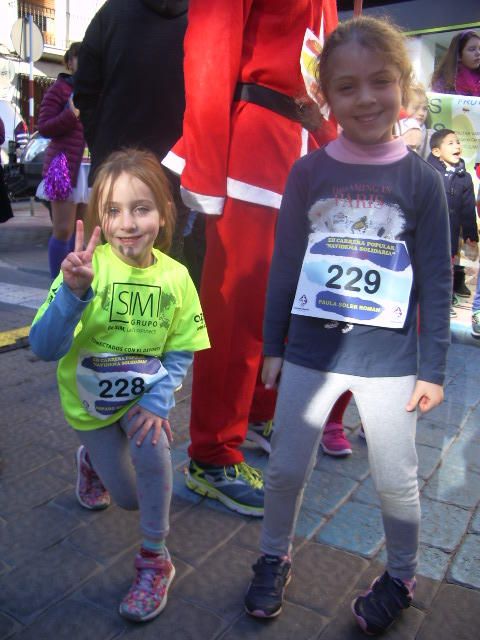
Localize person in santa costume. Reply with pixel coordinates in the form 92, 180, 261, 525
163, 0, 338, 516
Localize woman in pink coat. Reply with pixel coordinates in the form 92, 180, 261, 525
37, 42, 87, 278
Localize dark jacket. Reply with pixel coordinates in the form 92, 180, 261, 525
37, 73, 85, 186
74, 0, 188, 185
427, 154, 478, 255
0, 116, 13, 223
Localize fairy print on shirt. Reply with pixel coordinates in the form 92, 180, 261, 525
307, 187, 406, 239
292, 190, 413, 330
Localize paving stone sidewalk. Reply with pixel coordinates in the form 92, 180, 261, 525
1, 200, 480, 638
0, 339, 480, 640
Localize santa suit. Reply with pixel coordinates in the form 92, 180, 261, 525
163, 0, 338, 466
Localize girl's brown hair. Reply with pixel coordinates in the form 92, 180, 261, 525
87, 148, 175, 254
64, 42, 81, 67
316, 15, 414, 107
431, 30, 480, 93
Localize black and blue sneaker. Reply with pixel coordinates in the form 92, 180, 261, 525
245, 555, 292, 618
352, 571, 415, 635
185, 459, 264, 516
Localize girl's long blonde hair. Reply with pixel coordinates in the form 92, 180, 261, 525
87, 148, 175, 253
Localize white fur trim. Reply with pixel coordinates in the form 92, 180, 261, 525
162, 151, 185, 175
226, 177, 282, 210
180, 187, 225, 215
166, 165, 284, 213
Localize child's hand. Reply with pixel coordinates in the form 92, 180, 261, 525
61, 220, 101, 299
68, 96, 80, 118
127, 404, 173, 446
405, 380, 444, 413
464, 240, 479, 261
262, 356, 283, 389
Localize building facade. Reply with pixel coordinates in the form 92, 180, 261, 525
339, 0, 480, 88
0, 0, 105, 151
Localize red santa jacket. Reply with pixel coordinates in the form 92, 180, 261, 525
163, 0, 338, 215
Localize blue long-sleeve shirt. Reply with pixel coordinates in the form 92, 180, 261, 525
264, 142, 451, 385
29, 282, 192, 419
29, 245, 209, 430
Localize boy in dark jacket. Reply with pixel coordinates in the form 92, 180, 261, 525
469, 162, 480, 336
427, 129, 478, 316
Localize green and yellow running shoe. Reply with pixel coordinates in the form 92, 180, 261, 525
185, 459, 264, 517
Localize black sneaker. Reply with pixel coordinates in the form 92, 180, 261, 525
456, 283, 471, 298
453, 267, 471, 297
245, 555, 292, 618
352, 571, 415, 635
185, 459, 264, 516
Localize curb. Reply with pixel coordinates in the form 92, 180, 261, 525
0, 225, 51, 250
0, 326, 30, 353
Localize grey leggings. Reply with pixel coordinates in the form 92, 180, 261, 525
77, 413, 172, 542
261, 361, 419, 581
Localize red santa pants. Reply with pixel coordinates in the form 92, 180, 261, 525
188, 198, 278, 466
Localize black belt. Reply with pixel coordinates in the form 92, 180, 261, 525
233, 83, 319, 131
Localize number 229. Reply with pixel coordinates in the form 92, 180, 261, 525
325, 265, 381, 294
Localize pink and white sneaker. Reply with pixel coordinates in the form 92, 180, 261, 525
75, 445, 111, 510
321, 422, 353, 457
119, 550, 176, 622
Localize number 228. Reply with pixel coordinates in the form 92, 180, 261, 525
99, 377, 145, 398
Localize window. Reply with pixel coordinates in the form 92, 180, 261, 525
18, 1, 55, 46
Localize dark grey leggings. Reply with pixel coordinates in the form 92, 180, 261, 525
77, 413, 172, 541
261, 361, 419, 581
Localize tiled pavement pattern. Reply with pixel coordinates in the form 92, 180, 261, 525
1, 201, 480, 638
1, 341, 480, 639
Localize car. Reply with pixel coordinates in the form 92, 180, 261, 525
20, 131, 50, 196
4, 131, 51, 210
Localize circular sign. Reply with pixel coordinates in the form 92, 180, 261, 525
11, 18, 44, 62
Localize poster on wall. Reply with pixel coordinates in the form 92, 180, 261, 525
427, 91, 480, 194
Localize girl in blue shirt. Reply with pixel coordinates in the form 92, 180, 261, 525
244, 16, 451, 636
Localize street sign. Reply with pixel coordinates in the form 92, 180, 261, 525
10, 17, 44, 62
10, 17, 44, 133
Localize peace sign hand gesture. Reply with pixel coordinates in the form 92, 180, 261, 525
61, 219, 102, 299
